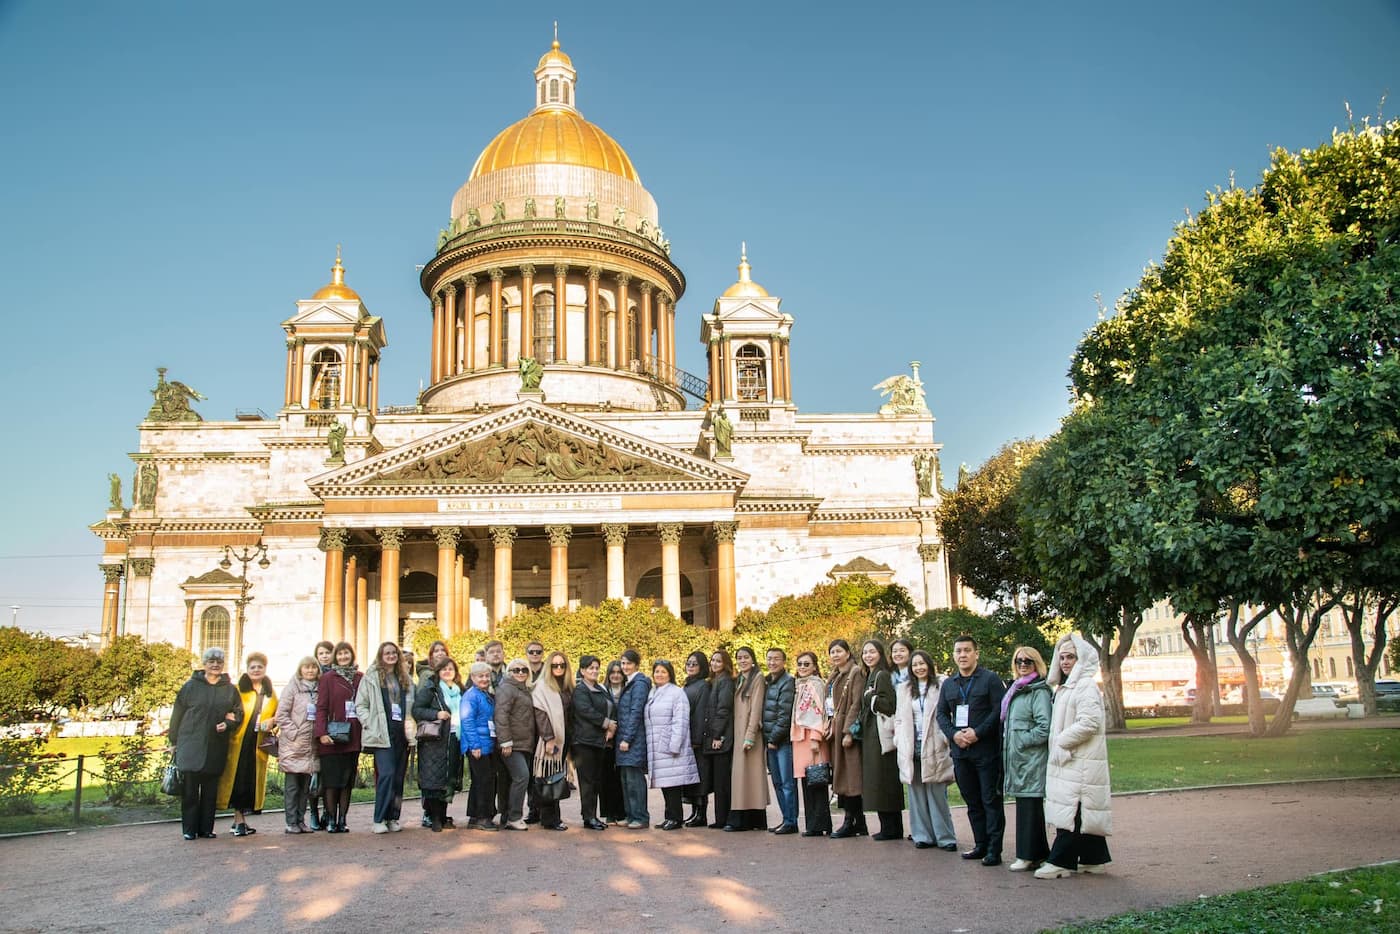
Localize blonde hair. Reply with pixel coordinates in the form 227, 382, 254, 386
538, 650, 575, 694
296, 656, 321, 680
1013, 646, 1047, 679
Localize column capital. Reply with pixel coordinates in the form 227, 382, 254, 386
712, 521, 739, 543
432, 526, 461, 549
554, 262, 569, 278
518, 263, 536, 278
657, 522, 683, 545
917, 543, 942, 563
489, 267, 505, 283
489, 525, 518, 548
129, 557, 154, 578
545, 524, 573, 547
442, 280, 459, 296
376, 527, 406, 551
638, 280, 654, 296
432, 293, 444, 311
100, 564, 124, 583
601, 523, 629, 546
462, 272, 477, 288
319, 528, 349, 552
587, 265, 602, 282
615, 272, 631, 287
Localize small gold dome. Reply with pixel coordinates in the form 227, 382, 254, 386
721, 244, 769, 298
312, 248, 361, 301
469, 108, 640, 183
537, 38, 573, 70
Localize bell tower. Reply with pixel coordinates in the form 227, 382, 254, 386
700, 245, 794, 413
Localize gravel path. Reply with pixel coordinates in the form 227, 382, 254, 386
1, 778, 1396, 933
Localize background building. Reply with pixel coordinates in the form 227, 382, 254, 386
90, 42, 950, 673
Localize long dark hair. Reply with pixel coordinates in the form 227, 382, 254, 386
685, 650, 709, 686
709, 648, 734, 680
907, 649, 938, 699
604, 660, 625, 694
861, 638, 890, 676
734, 646, 760, 696
890, 638, 915, 670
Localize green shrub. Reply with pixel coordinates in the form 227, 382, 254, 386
0, 736, 61, 815
97, 733, 161, 806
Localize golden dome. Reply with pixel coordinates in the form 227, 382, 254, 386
721, 244, 769, 298
312, 247, 361, 301
469, 108, 640, 183
537, 38, 572, 70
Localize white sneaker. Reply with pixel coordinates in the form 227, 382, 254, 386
1078, 863, 1108, 874
504, 819, 528, 831
1034, 863, 1073, 879
386, 820, 402, 833
371, 822, 389, 834
1009, 859, 1039, 871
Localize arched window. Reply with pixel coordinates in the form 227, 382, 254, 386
310, 348, 342, 409
627, 307, 640, 365
1345, 656, 1354, 677
1328, 657, 1337, 678
534, 289, 555, 363
200, 605, 230, 655
598, 296, 612, 366
501, 301, 512, 364
549, 78, 559, 101
736, 344, 768, 401
634, 567, 696, 624
538, 82, 546, 105
563, 82, 571, 105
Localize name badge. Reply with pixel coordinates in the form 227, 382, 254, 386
824, 696, 835, 717
955, 704, 970, 728
488, 720, 497, 738
345, 701, 358, 720
306, 706, 316, 721
391, 702, 403, 722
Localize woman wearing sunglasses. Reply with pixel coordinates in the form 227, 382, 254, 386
1002, 646, 1052, 871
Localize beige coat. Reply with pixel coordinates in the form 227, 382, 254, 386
729, 670, 770, 810
1045, 633, 1113, 836
893, 679, 953, 785
274, 677, 320, 775
827, 662, 866, 797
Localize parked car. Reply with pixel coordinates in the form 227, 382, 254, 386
1333, 680, 1400, 710
1311, 684, 1338, 699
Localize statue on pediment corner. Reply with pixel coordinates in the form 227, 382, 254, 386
873, 363, 928, 416
327, 421, 346, 461
146, 367, 205, 422
107, 473, 122, 510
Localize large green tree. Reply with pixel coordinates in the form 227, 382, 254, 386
1042, 118, 1400, 734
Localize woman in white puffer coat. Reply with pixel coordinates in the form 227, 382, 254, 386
1036, 632, 1113, 879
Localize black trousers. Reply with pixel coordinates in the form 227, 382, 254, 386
837, 793, 867, 830
801, 778, 832, 834
1046, 804, 1111, 870
702, 750, 732, 826
180, 770, 220, 836
953, 757, 1005, 855
466, 752, 496, 821
1015, 796, 1050, 862
661, 786, 684, 823
573, 744, 605, 822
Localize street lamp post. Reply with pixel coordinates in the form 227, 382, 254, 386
221, 542, 271, 667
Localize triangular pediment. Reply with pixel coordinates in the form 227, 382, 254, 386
715, 299, 786, 324
283, 301, 365, 328
309, 401, 749, 495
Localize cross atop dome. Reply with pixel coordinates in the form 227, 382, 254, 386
534, 29, 578, 113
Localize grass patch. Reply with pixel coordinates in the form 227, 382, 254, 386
1045, 863, 1400, 933
1125, 716, 1252, 731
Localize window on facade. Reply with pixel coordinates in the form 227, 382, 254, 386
309, 348, 342, 409
564, 82, 571, 105
1328, 657, 1337, 677
501, 303, 512, 363
534, 290, 555, 363
736, 344, 768, 401
598, 300, 611, 365
539, 83, 546, 105
627, 307, 639, 364
201, 605, 230, 655
549, 78, 559, 101
1346, 656, 1354, 677
1313, 658, 1323, 679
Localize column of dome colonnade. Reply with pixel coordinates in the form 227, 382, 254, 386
423, 262, 679, 384
316, 521, 740, 635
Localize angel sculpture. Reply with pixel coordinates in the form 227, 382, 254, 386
146, 368, 206, 422
873, 363, 928, 416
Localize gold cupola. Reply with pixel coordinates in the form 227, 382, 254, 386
721, 243, 770, 298
312, 246, 362, 302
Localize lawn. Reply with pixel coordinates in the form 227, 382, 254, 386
1046, 862, 1400, 933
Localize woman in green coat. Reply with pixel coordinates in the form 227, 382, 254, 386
1002, 646, 1052, 870
858, 639, 904, 841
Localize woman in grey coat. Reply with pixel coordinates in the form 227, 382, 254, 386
645, 660, 699, 830
1003, 645, 1053, 871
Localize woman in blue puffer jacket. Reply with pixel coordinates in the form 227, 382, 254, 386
461, 662, 498, 831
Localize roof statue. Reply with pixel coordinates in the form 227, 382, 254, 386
145, 367, 206, 422
873, 361, 928, 416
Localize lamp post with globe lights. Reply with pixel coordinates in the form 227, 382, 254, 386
221, 542, 270, 666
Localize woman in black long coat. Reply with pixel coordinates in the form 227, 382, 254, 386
168, 647, 243, 840
859, 639, 904, 841
681, 651, 710, 826
413, 657, 464, 831
598, 660, 628, 823
700, 649, 736, 830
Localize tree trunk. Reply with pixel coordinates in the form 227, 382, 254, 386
1087, 608, 1141, 732
1223, 604, 1271, 737
1262, 596, 1336, 738
1208, 636, 1224, 717
1344, 593, 1396, 718
1181, 613, 1217, 724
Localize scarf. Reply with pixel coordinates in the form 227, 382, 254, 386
1000, 673, 1040, 722
439, 680, 463, 733
793, 675, 827, 730
531, 681, 567, 774
332, 664, 358, 685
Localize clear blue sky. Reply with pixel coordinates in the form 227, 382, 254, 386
1, 0, 1395, 636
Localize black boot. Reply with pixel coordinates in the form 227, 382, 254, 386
684, 799, 707, 828
429, 800, 444, 833
308, 798, 323, 832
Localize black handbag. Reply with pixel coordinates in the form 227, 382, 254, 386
804, 761, 833, 786
327, 721, 352, 744
532, 757, 571, 803
416, 718, 444, 740
160, 760, 183, 797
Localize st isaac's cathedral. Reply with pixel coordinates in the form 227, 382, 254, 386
90, 40, 952, 672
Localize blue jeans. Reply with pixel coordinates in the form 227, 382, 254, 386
372, 742, 408, 824
766, 744, 798, 826
620, 765, 650, 824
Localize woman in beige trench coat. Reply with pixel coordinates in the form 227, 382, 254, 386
726, 646, 770, 831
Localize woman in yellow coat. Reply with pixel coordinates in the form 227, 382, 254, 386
217, 652, 279, 836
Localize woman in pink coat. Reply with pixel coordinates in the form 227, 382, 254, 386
645, 660, 700, 830
790, 651, 832, 836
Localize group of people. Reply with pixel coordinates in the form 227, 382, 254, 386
167, 630, 1111, 880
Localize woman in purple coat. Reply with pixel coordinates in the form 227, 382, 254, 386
645, 660, 700, 831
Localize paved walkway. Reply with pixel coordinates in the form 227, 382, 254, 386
1, 779, 1397, 933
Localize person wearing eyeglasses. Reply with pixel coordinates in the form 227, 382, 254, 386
790, 652, 831, 837
680, 651, 710, 827
531, 650, 574, 831
356, 642, 413, 833
494, 658, 537, 830
1036, 634, 1113, 879
168, 647, 242, 840
1001, 646, 1052, 871
522, 641, 547, 823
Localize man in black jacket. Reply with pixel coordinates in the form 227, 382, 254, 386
763, 648, 798, 834
935, 634, 1007, 865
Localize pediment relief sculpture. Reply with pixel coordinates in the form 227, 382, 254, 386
372, 423, 679, 485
